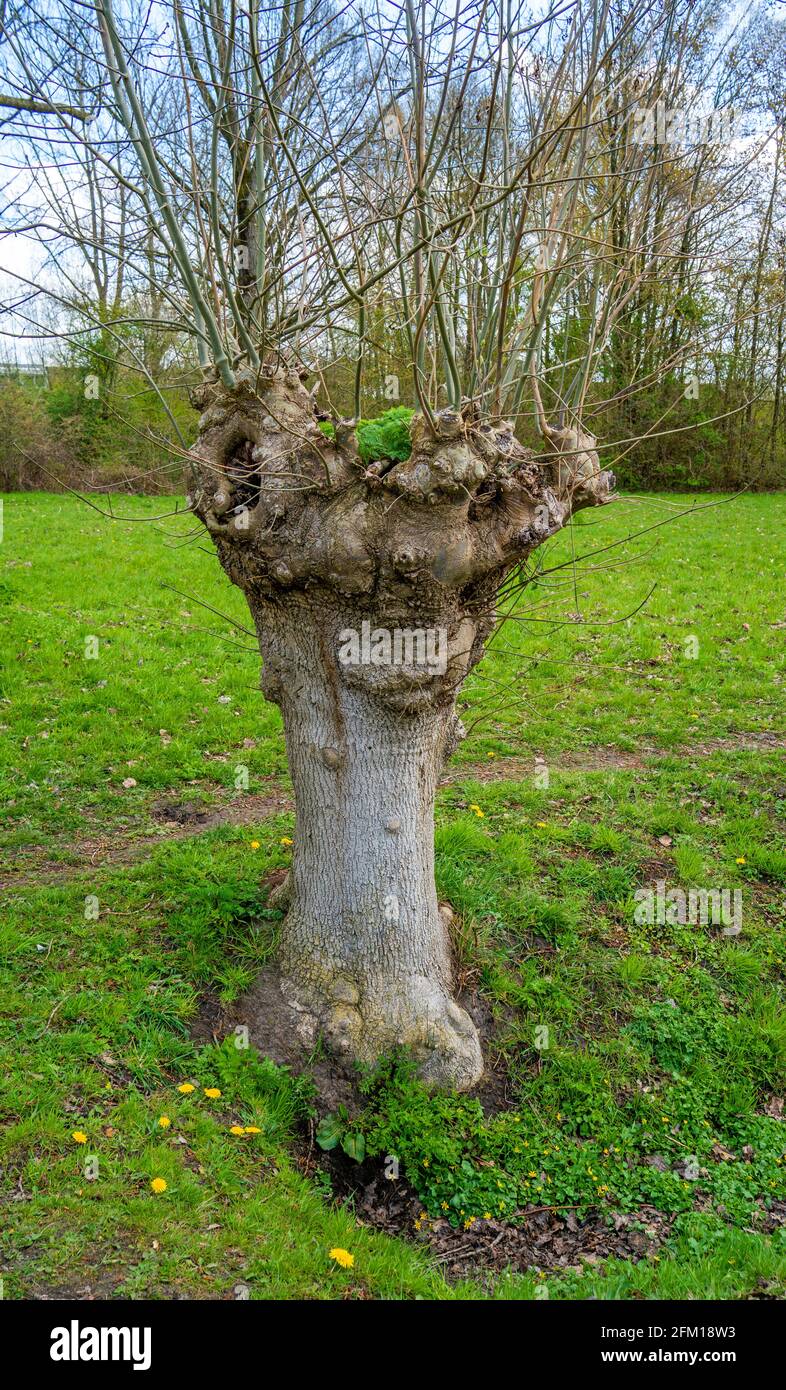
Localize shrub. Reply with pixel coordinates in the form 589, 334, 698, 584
355, 406, 414, 463
0, 379, 70, 490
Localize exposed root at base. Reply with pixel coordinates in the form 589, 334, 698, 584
276, 968, 484, 1092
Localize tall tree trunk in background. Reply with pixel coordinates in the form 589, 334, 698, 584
746, 149, 779, 428
190, 367, 614, 1088
770, 288, 785, 468
724, 276, 747, 442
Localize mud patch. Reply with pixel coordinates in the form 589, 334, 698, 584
151, 788, 292, 830
152, 799, 213, 826
192, 965, 364, 1115
445, 732, 786, 785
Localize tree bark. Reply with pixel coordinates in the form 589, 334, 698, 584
252, 596, 480, 1086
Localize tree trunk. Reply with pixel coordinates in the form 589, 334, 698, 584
189, 365, 614, 1090
252, 596, 481, 1088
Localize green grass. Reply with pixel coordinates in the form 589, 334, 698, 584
1, 491, 785, 1300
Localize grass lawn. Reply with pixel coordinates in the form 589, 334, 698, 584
1, 489, 785, 1300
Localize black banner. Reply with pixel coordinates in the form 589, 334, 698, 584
2, 1296, 777, 1379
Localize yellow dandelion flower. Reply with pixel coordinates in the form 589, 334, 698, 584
535, 821, 548, 829
158, 1115, 171, 1129
735, 856, 746, 865
483, 1212, 492, 1220
469, 804, 484, 818
150, 1177, 167, 1193
280, 837, 294, 846
244, 1126, 261, 1134
177, 1083, 195, 1094
229, 1125, 246, 1136
250, 840, 260, 850
329, 1247, 354, 1269
71, 1131, 88, 1144
204, 1087, 221, 1099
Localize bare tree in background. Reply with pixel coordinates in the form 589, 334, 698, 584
0, 0, 772, 1087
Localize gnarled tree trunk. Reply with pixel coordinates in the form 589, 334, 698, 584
190, 366, 613, 1089
255, 596, 482, 1088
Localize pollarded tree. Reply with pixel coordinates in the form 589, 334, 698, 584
7, 0, 731, 1087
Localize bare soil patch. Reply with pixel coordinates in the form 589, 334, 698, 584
0, 785, 293, 891
446, 731, 786, 785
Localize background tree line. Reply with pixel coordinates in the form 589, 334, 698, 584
0, 0, 784, 494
